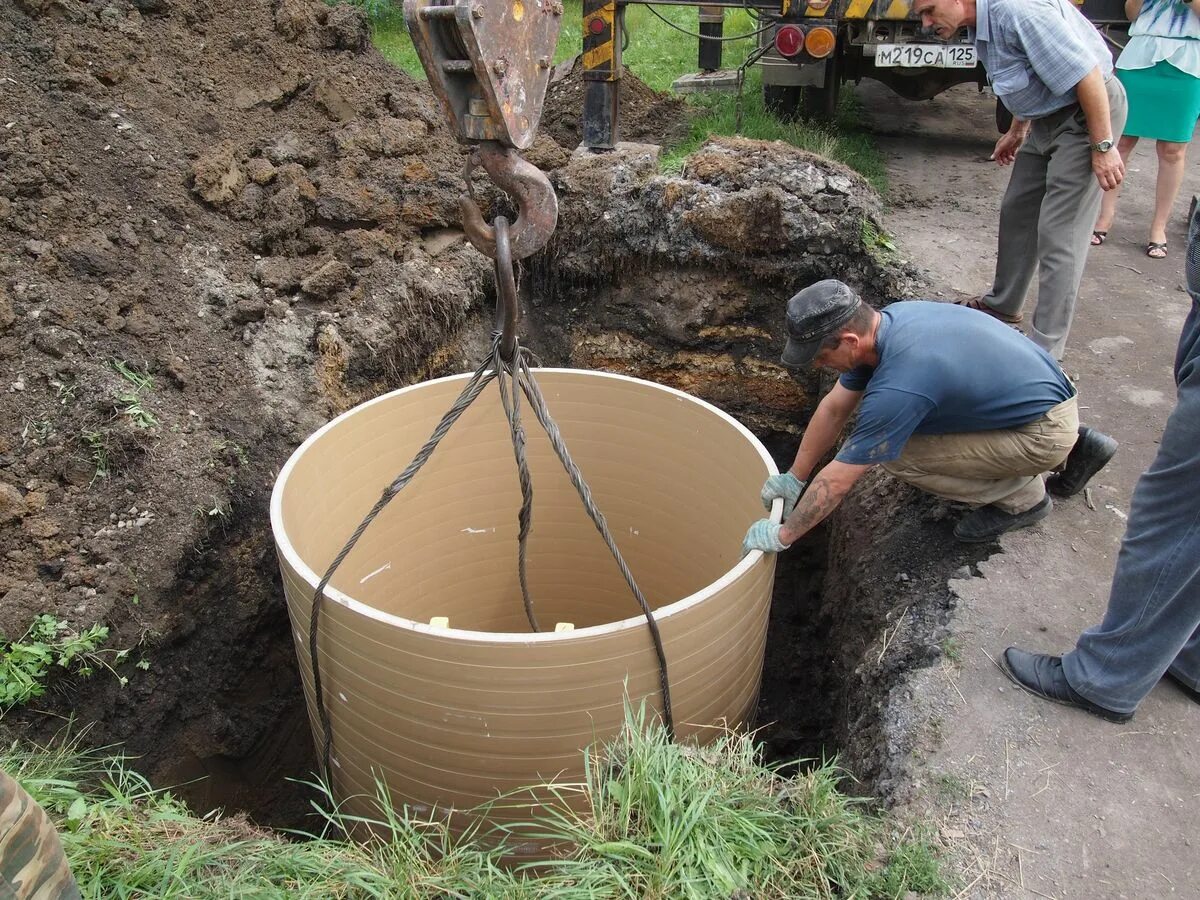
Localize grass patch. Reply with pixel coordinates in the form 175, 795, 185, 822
6, 706, 947, 898
367, 0, 885, 189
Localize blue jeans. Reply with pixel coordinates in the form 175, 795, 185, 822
1061, 210, 1200, 715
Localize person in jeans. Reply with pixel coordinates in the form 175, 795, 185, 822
1090, 0, 1200, 260
913, 0, 1128, 360
741, 281, 1118, 556
1004, 207, 1200, 722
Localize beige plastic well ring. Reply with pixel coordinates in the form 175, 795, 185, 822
270, 369, 782, 834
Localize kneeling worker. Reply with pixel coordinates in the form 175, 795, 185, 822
742, 280, 1116, 555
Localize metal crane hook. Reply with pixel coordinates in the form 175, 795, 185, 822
460, 141, 559, 262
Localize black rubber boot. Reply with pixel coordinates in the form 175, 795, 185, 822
953, 495, 1052, 543
1047, 426, 1118, 497
1002, 647, 1133, 723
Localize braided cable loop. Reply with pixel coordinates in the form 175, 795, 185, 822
308, 347, 500, 783
493, 338, 539, 633
516, 353, 675, 738
305, 294, 677, 785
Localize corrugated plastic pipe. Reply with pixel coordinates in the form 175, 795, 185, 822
270, 368, 781, 838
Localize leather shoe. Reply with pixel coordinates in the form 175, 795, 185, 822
1047, 426, 1117, 497
1002, 647, 1132, 723
954, 495, 1052, 543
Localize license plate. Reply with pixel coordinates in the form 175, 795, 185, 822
874, 43, 977, 68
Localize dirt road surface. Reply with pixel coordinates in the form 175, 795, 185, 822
861, 81, 1200, 898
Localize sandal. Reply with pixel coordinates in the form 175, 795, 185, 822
953, 294, 1024, 325
1091, 230, 1107, 246
1146, 242, 1167, 260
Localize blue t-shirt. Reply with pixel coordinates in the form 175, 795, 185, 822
835, 301, 1076, 465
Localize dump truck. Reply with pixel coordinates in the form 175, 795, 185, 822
757, 0, 1131, 126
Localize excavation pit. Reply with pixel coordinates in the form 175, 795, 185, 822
270, 368, 784, 832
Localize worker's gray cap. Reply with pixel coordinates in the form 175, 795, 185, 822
781, 280, 863, 367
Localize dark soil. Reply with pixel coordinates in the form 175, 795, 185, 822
1, 0, 939, 828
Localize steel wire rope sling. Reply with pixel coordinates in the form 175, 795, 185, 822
306, 0, 675, 786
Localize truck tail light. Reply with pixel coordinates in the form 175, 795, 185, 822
774, 24, 805, 58
805, 26, 836, 58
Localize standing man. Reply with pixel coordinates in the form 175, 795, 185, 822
913, 0, 1128, 359
741, 281, 1117, 555
1002, 209, 1200, 723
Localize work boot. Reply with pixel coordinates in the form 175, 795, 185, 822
953, 495, 1052, 543
1046, 426, 1118, 497
1002, 647, 1133, 723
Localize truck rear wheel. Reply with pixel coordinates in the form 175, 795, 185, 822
801, 53, 842, 122
763, 84, 802, 121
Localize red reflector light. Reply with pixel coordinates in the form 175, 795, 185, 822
588, 17, 606, 34
774, 24, 805, 58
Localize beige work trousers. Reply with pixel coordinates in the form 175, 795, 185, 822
881, 397, 1079, 513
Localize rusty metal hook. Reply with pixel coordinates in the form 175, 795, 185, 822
493, 216, 519, 362
460, 141, 559, 262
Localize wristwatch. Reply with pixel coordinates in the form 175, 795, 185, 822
1091, 138, 1115, 152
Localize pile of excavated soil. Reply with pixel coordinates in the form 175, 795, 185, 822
0, 0, 497, 811
539, 55, 692, 151
1, 0, 917, 822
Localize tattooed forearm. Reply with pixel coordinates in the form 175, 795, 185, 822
779, 462, 869, 544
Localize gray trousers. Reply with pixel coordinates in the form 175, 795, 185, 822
1062, 212, 1200, 715
985, 78, 1128, 360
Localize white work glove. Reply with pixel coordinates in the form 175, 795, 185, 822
741, 519, 790, 557
760, 472, 805, 518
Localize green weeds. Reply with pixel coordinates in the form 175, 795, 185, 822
112, 360, 157, 429
22, 418, 53, 446
0, 616, 116, 710
80, 429, 109, 481
940, 636, 963, 663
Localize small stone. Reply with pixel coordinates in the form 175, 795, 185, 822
300, 259, 354, 300
262, 131, 316, 167
245, 157, 277, 185
191, 142, 245, 206
253, 257, 303, 291
24, 517, 61, 539
0, 288, 14, 331
231, 298, 267, 324
32, 326, 82, 359
0, 483, 27, 523
61, 230, 122, 276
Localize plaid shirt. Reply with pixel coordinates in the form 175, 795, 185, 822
974, 0, 1113, 119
